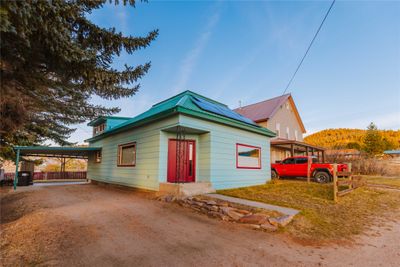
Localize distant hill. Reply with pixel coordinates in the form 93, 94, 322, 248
304, 128, 400, 149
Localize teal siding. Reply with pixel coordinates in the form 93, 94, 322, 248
88, 113, 271, 191
179, 115, 271, 190
87, 116, 179, 190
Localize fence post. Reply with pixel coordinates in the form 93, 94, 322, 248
333, 163, 338, 203
307, 156, 311, 183
348, 163, 352, 189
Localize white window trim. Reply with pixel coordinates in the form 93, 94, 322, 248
117, 142, 136, 167
95, 151, 102, 163
276, 123, 280, 137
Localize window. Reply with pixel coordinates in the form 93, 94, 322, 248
93, 123, 106, 136
282, 158, 295, 164
95, 151, 102, 163
286, 127, 290, 139
236, 143, 261, 169
295, 158, 308, 164
286, 102, 290, 110
294, 130, 298, 141
118, 142, 136, 166
276, 123, 280, 137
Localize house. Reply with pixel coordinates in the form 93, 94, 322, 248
85, 91, 276, 195
235, 94, 325, 163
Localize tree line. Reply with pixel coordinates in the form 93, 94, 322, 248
305, 123, 400, 156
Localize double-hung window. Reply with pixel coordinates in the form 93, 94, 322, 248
118, 142, 136, 167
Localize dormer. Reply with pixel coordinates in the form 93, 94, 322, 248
87, 116, 131, 137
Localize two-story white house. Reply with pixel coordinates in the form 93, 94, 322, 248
235, 94, 325, 163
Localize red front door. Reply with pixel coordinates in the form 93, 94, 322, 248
167, 139, 196, 183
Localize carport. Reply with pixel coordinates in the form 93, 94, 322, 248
13, 146, 101, 190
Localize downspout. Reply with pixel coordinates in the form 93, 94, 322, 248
13, 149, 20, 190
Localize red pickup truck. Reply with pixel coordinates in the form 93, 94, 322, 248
271, 156, 348, 183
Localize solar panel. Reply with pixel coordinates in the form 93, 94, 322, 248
192, 96, 258, 126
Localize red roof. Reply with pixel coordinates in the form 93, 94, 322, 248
234, 94, 291, 122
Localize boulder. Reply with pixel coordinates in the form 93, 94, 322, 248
268, 215, 294, 227
238, 214, 269, 224
220, 207, 244, 221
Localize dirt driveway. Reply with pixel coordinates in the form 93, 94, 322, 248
1, 184, 399, 267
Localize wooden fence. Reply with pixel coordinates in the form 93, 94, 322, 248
2, 171, 87, 184
332, 163, 365, 202
33, 171, 87, 180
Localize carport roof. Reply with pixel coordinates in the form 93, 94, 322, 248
14, 146, 101, 159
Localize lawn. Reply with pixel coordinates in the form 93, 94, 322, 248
218, 180, 400, 241
364, 176, 400, 188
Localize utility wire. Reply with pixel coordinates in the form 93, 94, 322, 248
282, 0, 336, 95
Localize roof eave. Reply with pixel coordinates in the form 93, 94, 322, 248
85, 108, 179, 142
176, 106, 276, 138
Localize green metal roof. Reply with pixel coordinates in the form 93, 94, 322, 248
87, 116, 131, 126
86, 90, 276, 142
14, 146, 101, 158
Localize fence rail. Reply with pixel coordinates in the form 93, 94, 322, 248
333, 163, 365, 202
2, 171, 87, 183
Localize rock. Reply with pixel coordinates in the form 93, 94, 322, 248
260, 223, 278, 232
206, 200, 217, 205
208, 205, 219, 212
163, 195, 175, 202
220, 207, 244, 221
193, 201, 204, 207
243, 224, 261, 230
219, 202, 229, 207
268, 215, 294, 227
238, 213, 269, 224
235, 209, 251, 215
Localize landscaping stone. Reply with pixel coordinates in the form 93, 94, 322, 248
220, 207, 244, 221
260, 223, 278, 232
209, 205, 219, 212
235, 209, 251, 215
165, 196, 295, 232
243, 224, 261, 230
238, 213, 269, 224
268, 215, 294, 227
206, 200, 217, 205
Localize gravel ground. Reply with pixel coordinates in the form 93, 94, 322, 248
1, 184, 399, 267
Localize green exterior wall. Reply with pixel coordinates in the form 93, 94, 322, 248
87, 116, 179, 190
178, 115, 270, 189
88, 113, 271, 191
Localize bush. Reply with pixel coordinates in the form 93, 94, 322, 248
326, 156, 400, 176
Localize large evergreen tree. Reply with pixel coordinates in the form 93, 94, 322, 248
0, 0, 158, 159
363, 122, 384, 156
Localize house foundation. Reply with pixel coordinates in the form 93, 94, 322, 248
158, 182, 215, 197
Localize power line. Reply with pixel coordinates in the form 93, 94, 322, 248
282, 0, 336, 95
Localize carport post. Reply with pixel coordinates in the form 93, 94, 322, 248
13, 149, 20, 190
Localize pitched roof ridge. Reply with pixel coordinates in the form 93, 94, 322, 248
235, 93, 291, 110
152, 90, 228, 108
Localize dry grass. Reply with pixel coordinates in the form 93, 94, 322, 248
218, 180, 400, 241
364, 176, 400, 188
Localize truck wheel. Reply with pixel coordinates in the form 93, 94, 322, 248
271, 170, 279, 180
314, 171, 330, 183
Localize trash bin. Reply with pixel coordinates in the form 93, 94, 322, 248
17, 171, 31, 186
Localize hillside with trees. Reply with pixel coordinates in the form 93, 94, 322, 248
305, 127, 400, 151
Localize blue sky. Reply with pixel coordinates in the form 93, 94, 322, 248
69, 0, 400, 144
